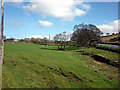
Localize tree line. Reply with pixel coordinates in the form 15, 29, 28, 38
5, 23, 115, 50
30, 23, 103, 50
53, 23, 103, 50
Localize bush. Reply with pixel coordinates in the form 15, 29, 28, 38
96, 45, 120, 53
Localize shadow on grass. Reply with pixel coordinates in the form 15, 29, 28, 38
40, 46, 80, 51
40, 47, 58, 51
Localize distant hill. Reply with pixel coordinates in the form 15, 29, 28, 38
100, 33, 120, 45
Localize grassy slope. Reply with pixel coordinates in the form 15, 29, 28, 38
100, 34, 119, 43
77, 47, 119, 62
2, 43, 119, 88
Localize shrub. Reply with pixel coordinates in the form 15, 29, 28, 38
96, 45, 120, 53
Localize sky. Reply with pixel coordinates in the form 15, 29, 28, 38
0, 0, 119, 39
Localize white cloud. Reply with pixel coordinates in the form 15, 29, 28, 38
23, 0, 91, 21
38, 20, 53, 27
80, 4, 91, 10
4, 0, 119, 2
70, 31, 74, 34
7, 19, 22, 28
5, 0, 24, 2
26, 35, 54, 40
97, 20, 119, 34
84, 0, 119, 2
27, 35, 44, 39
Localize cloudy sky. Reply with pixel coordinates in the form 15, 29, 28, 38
0, 0, 119, 39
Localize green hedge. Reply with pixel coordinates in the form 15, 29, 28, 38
96, 45, 120, 53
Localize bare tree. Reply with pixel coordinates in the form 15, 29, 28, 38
54, 31, 69, 50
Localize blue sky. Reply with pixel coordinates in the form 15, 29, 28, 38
1, 0, 119, 39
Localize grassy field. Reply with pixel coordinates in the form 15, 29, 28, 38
77, 47, 119, 63
2, 43, 119, 88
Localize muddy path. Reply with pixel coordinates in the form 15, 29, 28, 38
91, 55, 119, 68
48, 67, 83, 83
76, 51, 119, 68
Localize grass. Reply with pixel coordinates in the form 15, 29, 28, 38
96, 45, 120, 53
2, 43, 119, 88
77, 47, 119, 62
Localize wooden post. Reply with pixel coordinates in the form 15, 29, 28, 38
1, 0, 4, 64
49, 35, 50, 41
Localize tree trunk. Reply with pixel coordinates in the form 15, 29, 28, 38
57, 43, 59, 49
64, 42, 65, 50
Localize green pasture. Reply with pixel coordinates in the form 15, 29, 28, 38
2, 43, 119, 88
